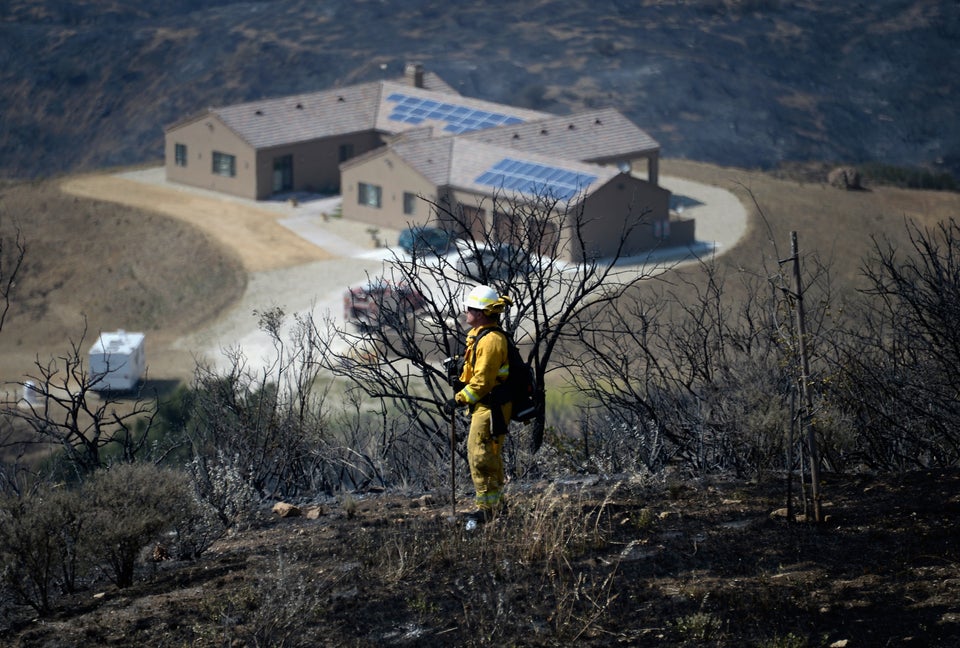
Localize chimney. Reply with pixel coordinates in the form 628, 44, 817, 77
405, 63, 425, 89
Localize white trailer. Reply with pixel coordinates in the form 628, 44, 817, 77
88, 330, 146, 392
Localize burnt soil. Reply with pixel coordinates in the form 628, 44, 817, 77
4, 469, 959, 646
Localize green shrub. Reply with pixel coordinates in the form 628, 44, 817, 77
0, 462, 207, 614
2, 492, 54, 613
185, 450, 260, 530
43, 487, 87, 595
0, 484, 87, 614
758, 632, 808, 648
85, 463, 193, 588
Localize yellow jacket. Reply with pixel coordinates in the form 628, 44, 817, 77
456, 325, 509, 406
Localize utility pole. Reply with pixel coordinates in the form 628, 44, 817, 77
790, 231, 823, 523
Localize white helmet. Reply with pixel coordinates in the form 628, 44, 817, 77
463, 285, 499, 313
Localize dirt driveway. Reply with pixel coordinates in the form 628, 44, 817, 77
60, 169, 399, 379
63, 172, 338, 272
58, 167, 747, 380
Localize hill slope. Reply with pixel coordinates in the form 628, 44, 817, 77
4, 470, 959, 646
1, 0, 958, 180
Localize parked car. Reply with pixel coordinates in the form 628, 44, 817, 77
398, 226, 453, 257
343, 279, 427, 329
455, 243, 534, 281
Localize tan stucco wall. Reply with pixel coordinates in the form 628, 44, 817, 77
569, 176, 671, 262
340, 150, 440, 230
164, 116, 258, 200
254, 132, 384, 199
166, 118, 388, 201
434, 180, 672, 263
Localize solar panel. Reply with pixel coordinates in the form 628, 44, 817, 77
474, 158, 598, 201
386, 93, 526, 133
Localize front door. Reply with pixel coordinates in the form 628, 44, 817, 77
272, 155, 293, 193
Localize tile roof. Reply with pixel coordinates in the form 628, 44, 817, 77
459, 108, 659, 162
211, 81, 385, 149
386, 137, 455, 186
390, 137, 620, 204
187, 74, 552, 151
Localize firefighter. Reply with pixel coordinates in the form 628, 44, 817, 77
446, 285, 513, 524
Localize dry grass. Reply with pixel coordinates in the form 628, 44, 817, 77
60, 174, 335, 272
0, 176, 246, 386
660, 158, 960, 306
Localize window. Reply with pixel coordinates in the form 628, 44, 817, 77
653, 219, 671, 239
339, 143, 355, 162
403, 192, 417, 216
174, 143, 187, 167
358, 182, 382, 208
212, 151, 236, 177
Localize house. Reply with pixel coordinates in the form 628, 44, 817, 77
164, 65, 693, 260
341, 135, 678, 263
163, 64, 541, 200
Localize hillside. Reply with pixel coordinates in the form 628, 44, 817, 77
1, 0, 958, 181
4, 469, 959, 646
3, 167, 960, 642
0, 175, 245, 386
3, 3, 960, 643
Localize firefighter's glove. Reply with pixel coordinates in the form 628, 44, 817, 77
443, 398, 459, 415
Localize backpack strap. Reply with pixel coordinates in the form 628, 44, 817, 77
472, 326, 500, 347
471, 326, 509, 377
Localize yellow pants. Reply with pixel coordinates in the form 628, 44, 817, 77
467, 401, 512, 511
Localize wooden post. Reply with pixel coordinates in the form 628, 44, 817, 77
791, 231, 823, 523
787, 387, 796, 522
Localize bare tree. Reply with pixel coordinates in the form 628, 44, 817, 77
183, 308, 334, 502
568, 214, 846, 488
829, 218, 960, 470
2, 221, 162, 486
569, 259, 794, 476
0, 217, 28, 493
320, 187, 670, 482
0, 215, 25, 333
1, 323, 159, 476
